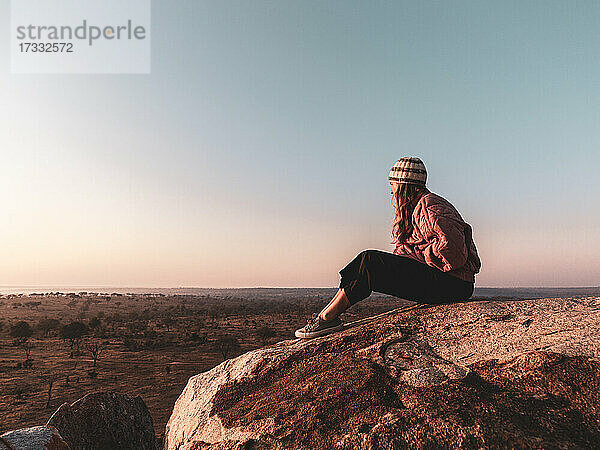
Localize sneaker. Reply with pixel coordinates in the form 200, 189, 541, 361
295, 313, 344, 339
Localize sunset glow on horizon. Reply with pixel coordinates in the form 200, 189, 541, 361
2, 1, 599, 288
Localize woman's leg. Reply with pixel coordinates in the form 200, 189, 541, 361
338, 250, 430, 305
337, 249, 473, 312
315, 249, 474, 323
313, 250, 421, 323
319, 288, 350, 321
297, 250, 474, 338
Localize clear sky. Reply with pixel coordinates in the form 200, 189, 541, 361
1, 0, 599, 288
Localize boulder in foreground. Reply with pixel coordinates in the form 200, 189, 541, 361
0, 426, 68, 450
165, 296, 600, 449
47, 391, 157, 450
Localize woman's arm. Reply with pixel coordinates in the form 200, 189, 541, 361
422, 205, 468, 272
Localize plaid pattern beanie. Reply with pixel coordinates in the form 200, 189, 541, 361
388, 157, 427, 186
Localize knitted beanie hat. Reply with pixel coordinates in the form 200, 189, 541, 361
389, 157, 427, 186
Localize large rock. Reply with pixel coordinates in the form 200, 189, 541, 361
47, 392, 157, 450
165, 297, 600, 449
0, 426, 68, 450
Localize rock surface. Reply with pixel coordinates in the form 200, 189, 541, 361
0, 426, 68, 450
165, 297, 600, 449
47, 391, 157, 450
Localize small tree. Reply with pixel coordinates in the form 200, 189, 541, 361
43, 374, 56, 408
255, 326, 276, 345
89, 316, 102, 331
215, 335, 241, 361
11, 321, 33, 340
11, 322, 34, 365
85, 340, 104, 369
38, 318, 61, 337
21, 340, 34, 366
60, 321, 89, 357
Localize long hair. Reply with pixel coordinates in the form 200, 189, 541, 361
391, 183, 427, 243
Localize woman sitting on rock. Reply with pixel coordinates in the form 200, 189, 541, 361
295, 157, 481, 339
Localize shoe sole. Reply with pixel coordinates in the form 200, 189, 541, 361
295, 323, 344, 339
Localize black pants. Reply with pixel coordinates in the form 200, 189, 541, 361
339, 250, 474, 306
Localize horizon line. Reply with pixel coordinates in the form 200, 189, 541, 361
1, 285, 599, 290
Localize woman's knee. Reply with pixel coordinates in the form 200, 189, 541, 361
357, 249, 379, 262
357, 250, 386, 276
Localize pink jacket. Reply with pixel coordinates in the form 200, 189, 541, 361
393, 190, 481, 283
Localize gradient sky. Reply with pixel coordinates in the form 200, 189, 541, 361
1, 0, 599, 288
